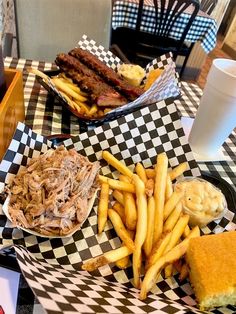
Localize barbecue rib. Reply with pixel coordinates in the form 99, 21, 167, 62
69, 48, 143, 100
55, 53, 127, 107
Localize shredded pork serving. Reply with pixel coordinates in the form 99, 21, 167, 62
6, 146, 100, 236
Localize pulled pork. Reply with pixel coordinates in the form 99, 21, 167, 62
6, 146, 100, 236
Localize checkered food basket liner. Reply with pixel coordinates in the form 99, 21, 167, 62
0, 102, 235, 313
37, 34, 180, 127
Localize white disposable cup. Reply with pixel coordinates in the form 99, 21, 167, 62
189, 58, 236, 157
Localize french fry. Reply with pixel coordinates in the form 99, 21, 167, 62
108, 209, 135, 251
145, 168, 156, 179
179, 263, 189, 282
135, 162, 147, 183
112, 202, 126, 224
120, 175, 137, 231
143, 196, 155, 257
162, 214, 189, 277
29, 68, 106, 119
124, 196, 137, 230
89, 104, 98, 116
52, 77, 87, 102
164, 264, 173, 278
164, 214, 190, 252
153, 153, 168, 244
73, 100, 90, 114
99, 175, 135, 193
27, 67, 50, 82
116, 230, 134, 269
140, 226, 200, 300
57, 76, 78, 89
169, 162, 188, 181
145, 178, 154, 197
183, 224, 191, 238
59, 76, 86, 95
72, 100, 89, 115
82, 246, 132, 272
145, 168, 155, 179
98, 183, 110, 234
102, 151, 133, 178
91, 152, 202, 299
115, 253, 130, 269
99, 175, 108, 184
165, 173, 173, 201
112, 190, 124, 206
146, 232, 171, 269
132, 174, 148, 288
59, 74, 88, 96
119, 174, 131, 183
163, 202, 182, 232
173, 259, 183, 273
59, 91, 76, 110
163, 191, 183, 221
140, 242, 186, 300
64, 81, 83, 94
104, 108, 112, 114
58, 72, 72, 81
187, 225, 200, 238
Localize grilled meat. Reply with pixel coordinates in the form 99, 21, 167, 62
69, 47, 143, 101
55, 53, 127, 107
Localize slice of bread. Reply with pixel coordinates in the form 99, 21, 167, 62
186, 231, 236, 310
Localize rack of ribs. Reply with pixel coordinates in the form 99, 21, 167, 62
69, 47, 143, 101
55, 53, 128, 107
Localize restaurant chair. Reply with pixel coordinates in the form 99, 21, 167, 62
179, 0, 218, 76
111, 0, 200, 77
5, 0, 112, 61
200, 0, 218, 15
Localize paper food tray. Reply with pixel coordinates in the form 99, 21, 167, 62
2, 189, 98, 239
0, 101, 235, 314
35, 34, 181, 128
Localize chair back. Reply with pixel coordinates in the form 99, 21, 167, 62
200, 0, 218, 15
135, 0, 200, 56
111, 0, 200, 72
14, 0, 112, 62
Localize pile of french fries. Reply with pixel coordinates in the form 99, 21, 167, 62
82, 151, 201, 300
28, 68, 106, 118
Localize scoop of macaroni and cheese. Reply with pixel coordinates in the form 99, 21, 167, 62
175, 178, 226, 227
117, 64, 145, 87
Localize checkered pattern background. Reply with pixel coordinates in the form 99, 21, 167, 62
0, 99, 236, 313
112, 0, 217, 53
1, 54, 236, 313
36, 35, 180, 128
13, 244, 204, 314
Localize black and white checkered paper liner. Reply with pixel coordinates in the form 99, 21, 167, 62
0, 102, 235, 313
78, 34, 181, 97
37, 35, 180, 126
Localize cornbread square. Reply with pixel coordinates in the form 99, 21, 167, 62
186, 231, 236, 310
